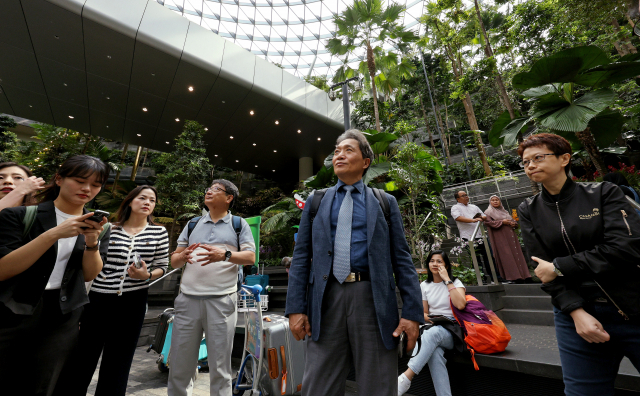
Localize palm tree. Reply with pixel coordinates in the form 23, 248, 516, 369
261, 198, 302, 235
326, 0, 418, 132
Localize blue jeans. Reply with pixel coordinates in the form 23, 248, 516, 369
407, 325, 454, 396
554, 304, 640, 396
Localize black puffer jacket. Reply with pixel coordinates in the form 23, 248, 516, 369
518, 178, 640, 320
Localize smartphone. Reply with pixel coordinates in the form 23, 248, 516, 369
87, 210, 109, 223
133, 253, 143, 269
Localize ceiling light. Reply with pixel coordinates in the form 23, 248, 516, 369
106, 97, 110, 100
249, 110, 254, 115
317, 137, 321, 141
188, 86, 194, 92
273, 150, 277, 153
107, 55, 111, 59
275, 120, 279, 125
329, 90, 336, 101
68, 115, 74, 119
272, 170, 275, 172
137, 134, 141, 137
297, 129, 301, 133
63, 83, 68, 86
151, 73, 155, 76
175, 118, 180, 122
230, 136, 234, 139
255, 165, 258, 168
142, 107, 148, 112
222, 101, 226, 104
235, 160, 239, 162
204, 128, 208, 131
166, 141, 170, 144
253, 143, 256, 146
29, 105, 33, 108
106, 126, 109, 128
215, 155, 218, 157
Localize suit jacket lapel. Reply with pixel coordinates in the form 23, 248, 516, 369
37, 201, 59, 257
366, 187, 379, 248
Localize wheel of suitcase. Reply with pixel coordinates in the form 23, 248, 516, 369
158, 362, 169, 373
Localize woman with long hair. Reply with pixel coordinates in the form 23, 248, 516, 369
0, 155, 110, 396
0, 161, 45, 210
55, 185, 169, 396
484, 195, 531, 283
398, 250, 466, 396
517, 133, 640, 396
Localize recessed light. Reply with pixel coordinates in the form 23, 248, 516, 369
166, 141, 170, 144
273, 150, 277, 153
137, 134, 141, 137
255, 165, 258, 168
230, 136, 234, 139
29, 105, 33, 108
68, 115, 74, 119
106, 97, 110, 100
275, 120, 279, 125
235, 160, 239, 162
317, 137, 321, 141
107, 55, 111, 59
272, 170, 275, 172
249, 110, 254, 115
175, 118, 180, 122
252, 143, 256, 146
142, 107, 148, 112
54, 35, 59, 39
204, 128, 208, 131
63, 83, 68, 86
106, 126, 109, 129
214, 155, 218, 157
297, 129, 301, 133
151, 73, 155, 76
188, 86, 194, 92
222, 101, 226, 104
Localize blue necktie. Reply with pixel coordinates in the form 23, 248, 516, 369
333, 185, 354, 283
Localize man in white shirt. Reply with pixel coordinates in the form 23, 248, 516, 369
450, 191, 498, 282
168, 179, 256, 396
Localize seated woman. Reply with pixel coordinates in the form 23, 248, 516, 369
484, 195, 531, 283
0, 162, 45, 211
398, 250, 466, 396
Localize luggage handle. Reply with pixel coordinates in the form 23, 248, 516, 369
280, 345, 287, 395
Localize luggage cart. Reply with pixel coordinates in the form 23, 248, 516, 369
233, 285, 265, 395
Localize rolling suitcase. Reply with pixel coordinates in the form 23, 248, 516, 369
259, 314, 305, 395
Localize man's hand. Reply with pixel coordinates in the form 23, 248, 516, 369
196, 245, 227, 265
393, 318, 419, 353
532, 256, 558, 283
570, 308, 610, 343
289, 313, 312, 341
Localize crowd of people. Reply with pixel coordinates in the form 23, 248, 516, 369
0, 130, 639, 396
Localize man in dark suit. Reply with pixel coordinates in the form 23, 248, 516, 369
285, 129, 424, 396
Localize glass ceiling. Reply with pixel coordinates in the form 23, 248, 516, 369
156, 0, 428, 78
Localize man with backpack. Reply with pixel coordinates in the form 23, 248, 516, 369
167, 179, 256, 396
285, 129, 424, 396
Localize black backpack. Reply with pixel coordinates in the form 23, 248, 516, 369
308, 187, 391, 227
187, 215, 244, 288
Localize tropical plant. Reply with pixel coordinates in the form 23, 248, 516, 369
0, 115, 19, 162
489, 46, 640, 176
326, 0, 418, 132
463, 130, 493, 176
261, 197, 302, 234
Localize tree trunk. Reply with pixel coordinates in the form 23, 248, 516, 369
473, 131, 492, 176
443, 98, 452, 162
575, 127, 607, 176
420, 96, 438, 156
462, 94, 479, 130
111, 143, 128, 193
366, 42, 382, 132
611, 18, 637, 55
473, 0, 516, 119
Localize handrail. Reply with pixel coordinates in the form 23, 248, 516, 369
149, 268, 180, 287
627, 195, 640, 211
466, 220, 500, 286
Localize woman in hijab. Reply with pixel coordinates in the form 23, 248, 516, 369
484, 195, 531, 283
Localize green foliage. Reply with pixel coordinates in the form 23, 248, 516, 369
0, 116, 19, 162
303, 75, 331, 92
452, 262, 480, 286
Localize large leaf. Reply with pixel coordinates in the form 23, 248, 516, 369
363, 161, 391, 185
537, 89, 616, 132
323, 153, 334, 169
305, 165, 334, 188
489, 110, 519, 146
364, 131, 398, 155
576, 61, 640, 89
588, 109, 626, 148
521, 84, 560, 98
415, 151, 444, 171
512, 46, 610, 91
499, 116, 531, 146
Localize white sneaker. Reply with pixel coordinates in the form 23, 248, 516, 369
398, 373, 411, 396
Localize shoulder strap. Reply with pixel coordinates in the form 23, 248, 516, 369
371, 188, 391, 227
22, 205, 38, 239
231, 215, 242, 249
187, 216, 202, 239
308, 189, 327, 224
99, 223, 110, 240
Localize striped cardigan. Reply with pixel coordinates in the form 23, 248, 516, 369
90, 224, 169, 295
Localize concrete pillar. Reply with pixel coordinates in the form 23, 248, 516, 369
299, 157, 313, 182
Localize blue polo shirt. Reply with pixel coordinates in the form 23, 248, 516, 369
330, 179, 369, 273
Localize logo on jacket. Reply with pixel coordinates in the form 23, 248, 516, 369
579, 208, 600, 220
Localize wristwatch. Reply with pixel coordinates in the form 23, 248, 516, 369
225, 250, 232, 261
147, 271, 153, 281
85, 241, 100, 251
552, 259, 564, 276
444, 280, 454, 285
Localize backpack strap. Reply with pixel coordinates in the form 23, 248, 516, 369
231, 215, 242, 249
98, 223, 110, 240
308, 189, 327, 224
187, 216, 202, 240
22, 205, 38, 239
371, 187, 391, 227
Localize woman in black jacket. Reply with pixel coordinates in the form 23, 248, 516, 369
517, 134, 640, 396
0, 155, 110, 396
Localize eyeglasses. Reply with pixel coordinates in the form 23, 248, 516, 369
205, 186, 229, 195
458, 194, 468, 198
520, 153, 556, 168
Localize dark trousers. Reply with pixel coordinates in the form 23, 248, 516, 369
554, 303, 640, 396
0, 290, 82, 396
54, 288, 148, 396
302, 278, 397, 396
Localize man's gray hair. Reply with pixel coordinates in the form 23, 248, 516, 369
210, 179, 239, 208
335, 129, 374, 175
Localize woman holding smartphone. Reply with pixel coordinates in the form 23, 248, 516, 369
0, 155, 110, 396
517, 133, 640, 396
56, 185, 169, 396
0, 161, 45, 210
398, 250, 466, 396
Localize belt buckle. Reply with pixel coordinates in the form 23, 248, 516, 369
344, 273, 356, 283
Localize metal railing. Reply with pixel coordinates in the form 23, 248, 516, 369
627, 196, 640, 211
468, 221, 499, 286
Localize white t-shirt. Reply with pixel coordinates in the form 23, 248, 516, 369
421, 279, 465, 317
450, 202, 483, 240
45, 208, 79, 290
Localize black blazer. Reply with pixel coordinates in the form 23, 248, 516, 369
0, 201, 110, 315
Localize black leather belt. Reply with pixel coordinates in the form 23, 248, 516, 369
343, 272, 370, 282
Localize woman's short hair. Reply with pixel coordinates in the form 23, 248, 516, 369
37, 155, 110, 202
335, 129, 374, 175
517, 133, 572, 175
0, 162, 36, 205
425, 250, 456, 283
114, 185, 159, 226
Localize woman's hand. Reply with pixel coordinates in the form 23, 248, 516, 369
128, 260, 150, 280
501, 219, 512, 226
437, 265, 450, 282
50, 213, 99, 240
570, 308, 610, 343
14, 176, 45, 196
81, 214, 109, 247
532, 256, 558, 283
